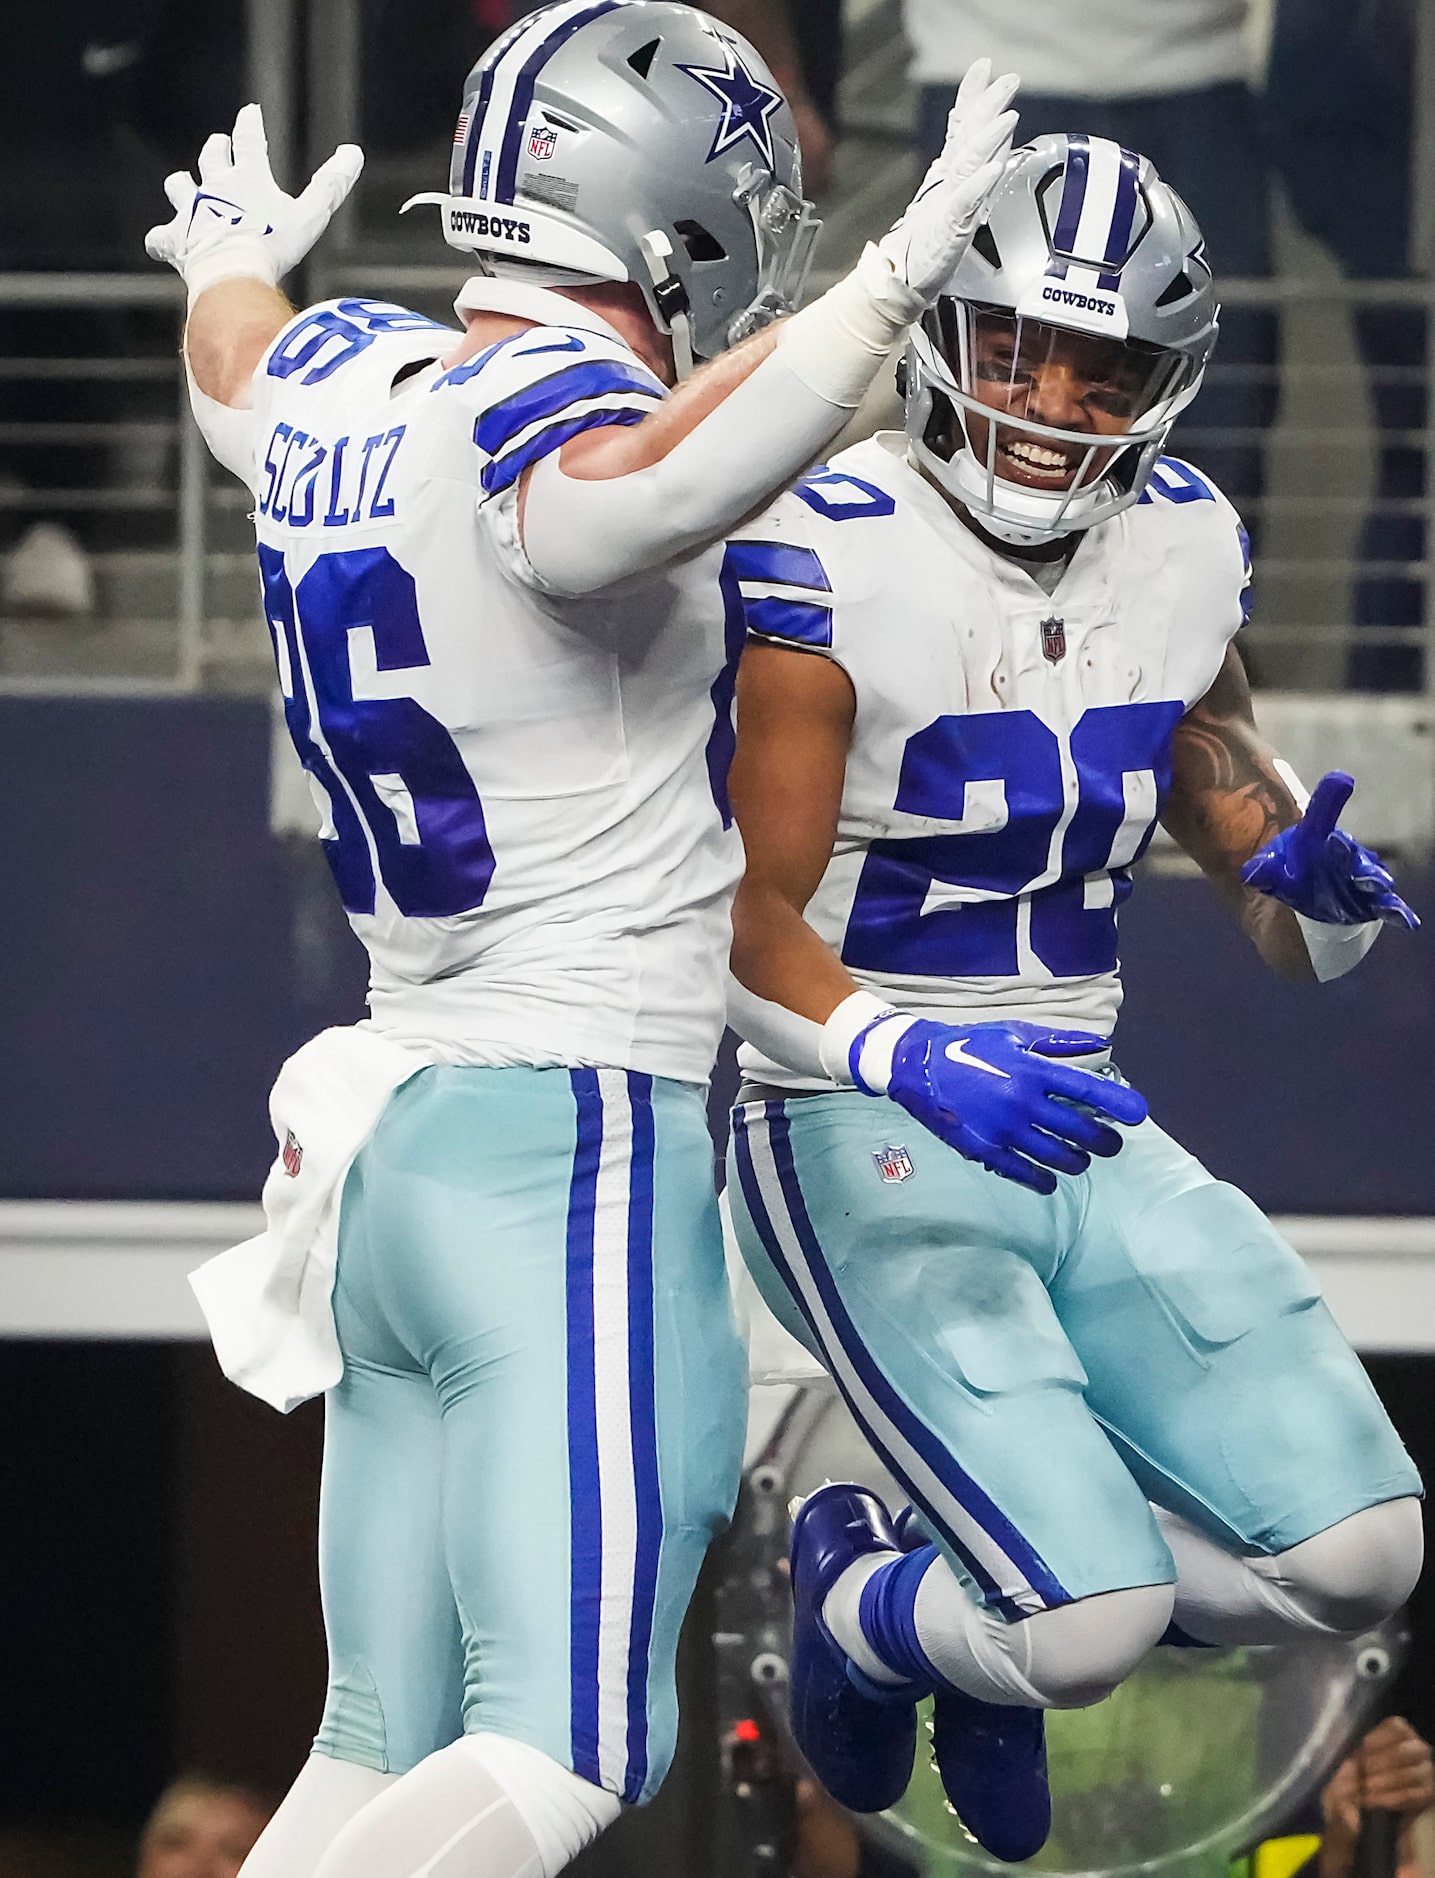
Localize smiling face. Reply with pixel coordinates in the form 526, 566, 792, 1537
956, 311, 1180, 493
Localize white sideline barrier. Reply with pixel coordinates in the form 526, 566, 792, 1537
0, 1201, 259, 1339
0, 1201, 1432, 1351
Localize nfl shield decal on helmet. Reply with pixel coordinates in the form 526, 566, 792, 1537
873, 1143, 914, 1183
528, 126, 558, 161
1040, 616, 1066, 663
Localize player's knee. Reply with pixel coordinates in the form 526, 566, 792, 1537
1272, 1497, 1423, 1635
1021, 1582, 1175, 1709
460, 1733, 620, 1877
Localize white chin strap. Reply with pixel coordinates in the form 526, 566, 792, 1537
638, 230, 696, 381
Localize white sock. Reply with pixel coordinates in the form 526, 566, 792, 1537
311, 1733, 619, 1878
822, 1551, 909, 1686
1156, 1500, 1423, 1646
239, 1753, 396, 1877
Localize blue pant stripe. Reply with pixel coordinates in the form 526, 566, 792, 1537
623, 1071, 661, 1803
732, 1105, 1015, 1615
731, 1106, 1000, 1606
740, 1102, 1069, 1618
764, 1103, 1069, 1611
566, 1067, 605, 1786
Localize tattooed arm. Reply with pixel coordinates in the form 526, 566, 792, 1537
1161, 643, 1315, 982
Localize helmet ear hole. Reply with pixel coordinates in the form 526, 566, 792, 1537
674, 220, 726, 263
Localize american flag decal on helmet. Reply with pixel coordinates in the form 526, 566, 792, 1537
1041, 616, 1066, 663
282, 1129, 303, 1178
454, 110, 472, 147
872, 1143, 914, 1183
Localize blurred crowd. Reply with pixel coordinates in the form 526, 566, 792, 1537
0, 0, 1426, 686
134, 1776, 272, 1878
752, 1714, 1435, 1878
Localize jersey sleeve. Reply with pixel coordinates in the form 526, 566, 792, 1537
187, 369, 262, 492
1140, 455, 1253, 698
724, 481, 839, 660
447, 326, 668, 499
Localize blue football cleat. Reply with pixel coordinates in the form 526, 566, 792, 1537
789, 1483, 927, 1813
931, 1686, 1051, 1864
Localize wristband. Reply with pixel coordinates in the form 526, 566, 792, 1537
1296, 912, 1381, 983
818, 990, 912, 1093
777, 244, 926, 409
184, 238, 281, 308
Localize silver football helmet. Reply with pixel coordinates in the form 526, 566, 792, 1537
404, 0, 820, 371
904, 133, 1219, 543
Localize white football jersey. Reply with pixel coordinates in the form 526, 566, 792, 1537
732, 432, 1250, 1090
224, 288, 744, 1083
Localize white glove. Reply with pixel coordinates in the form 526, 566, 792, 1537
880, 57, 1020, 309
776, 57, 1016, 407
145, 103, 364, 303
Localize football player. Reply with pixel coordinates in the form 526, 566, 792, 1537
144, 8, 1020, 1876
722, 135, 1423, 1862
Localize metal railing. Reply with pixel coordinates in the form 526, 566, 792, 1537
5, 267, 1435, 709
0, 268, 221, 694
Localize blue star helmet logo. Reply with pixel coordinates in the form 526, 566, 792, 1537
677, 39, 785, 170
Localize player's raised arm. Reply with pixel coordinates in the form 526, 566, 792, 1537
513, 59, 1020, 594
1163, 642, 1418, 982
146, 104, 363, 478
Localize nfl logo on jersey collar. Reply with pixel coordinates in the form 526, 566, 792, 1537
1041, 616, 1067, 664
873, 1143, 914, 1183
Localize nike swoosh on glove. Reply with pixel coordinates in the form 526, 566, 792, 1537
878, 57, 1020, 308
146, 102, 363, 299
862, 1017, 1148, 1195
1240, 771, 1419, 929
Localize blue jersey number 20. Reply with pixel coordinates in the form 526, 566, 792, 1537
260, 544, 495, 917
843, 701, 1184, 980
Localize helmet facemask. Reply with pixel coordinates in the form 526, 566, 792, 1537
909, 300, 1201, 543
721, 168, 821, 345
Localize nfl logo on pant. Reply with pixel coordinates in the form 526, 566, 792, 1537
872, 1143, 914, 1183
1040, 616, 1066, 663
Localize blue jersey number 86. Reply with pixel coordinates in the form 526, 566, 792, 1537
261, 543, 496, 917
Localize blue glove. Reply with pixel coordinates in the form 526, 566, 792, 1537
875, 1019, 1149, 1196
1240, 772, 1419, 929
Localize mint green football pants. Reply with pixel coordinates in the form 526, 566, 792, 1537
313, 1064, 745, 1802
729, 1090, 1419, 1621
